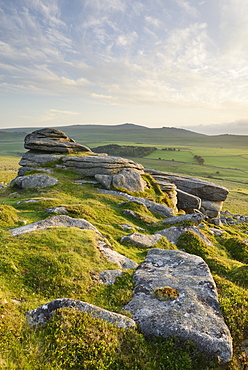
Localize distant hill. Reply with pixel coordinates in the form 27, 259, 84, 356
0, 123, 248, 157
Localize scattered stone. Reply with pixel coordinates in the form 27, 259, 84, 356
73, 179, 99, 185
99, 269, 123, 285
121, 233, 162, 248
120, 224, 134, 231
11, 174, 58, 189
24, 128, 92, 153
155, 226, 213, 246
162, 213, 204, 226
209, 228, 225, 236
97, 240, 138, 269
123, 249, 232, 363
25, 298, 136, 329
16, 198, 56, 205
45, 207, 69, 214
99, 189, 174, 217
9, 215, 101, 236
123, 210, 156, 224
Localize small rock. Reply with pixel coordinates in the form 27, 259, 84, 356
121, 233, 161, 248
97, 241, 138, 269
99, 269, 123, 285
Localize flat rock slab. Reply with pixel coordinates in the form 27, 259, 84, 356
99, 189, 174, 217
9, 215, 101, 236
62, 155, 144, 176
25, 298, 136, 330
121, 233, 162, 248
11, 174, 58, 189
155, 225, 213, 246
124, 249, 232, 363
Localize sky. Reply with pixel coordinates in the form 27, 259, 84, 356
1, 0, 248, 135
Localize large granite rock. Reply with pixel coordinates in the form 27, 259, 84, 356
123, 249, 232, 363
24, 128, 92, 153
62, 155, 144, 176
145, 169, 228, 202
25, 298, 136, 329
11, 174, 58, 189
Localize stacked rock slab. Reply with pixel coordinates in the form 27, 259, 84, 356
146, 168, 228, 218
24, 128, 92, 153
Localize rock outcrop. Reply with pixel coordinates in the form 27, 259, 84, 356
123, 249, 233, 363
24, 128, 92, 153
146, 168, 229, 218
25, 298, 136, 329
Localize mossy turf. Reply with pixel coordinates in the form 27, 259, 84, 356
0, 166, 247, 369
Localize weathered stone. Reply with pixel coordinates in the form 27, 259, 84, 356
99, 189, 174, 217
145, 169, 229, 202
24, 128, 92, 153
45, 207, 69, 214
176, 189, 201, 212
19, 151, 64, 168
99, 269, 123, 285
62, 155, 144, 176
121, 233, 162, 248
18, 167, 53, 176
97, 240, 138, 269
153, 180, 178, 209
162, 213, 205, 226
95, 174, 112, 189
9, 215, 101, 236
201, 201, 224, 219
208, 228, 225, 236
123, 210, 156, 224
112, 169, 146, 192
123, 249, 232, 363
11, 174, 58, 189
155, 226, 213, 246
25, 298, 136, 329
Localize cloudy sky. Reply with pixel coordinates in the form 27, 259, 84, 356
1, 0, 248, 134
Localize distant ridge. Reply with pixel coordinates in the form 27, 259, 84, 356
0, 123, 247, 150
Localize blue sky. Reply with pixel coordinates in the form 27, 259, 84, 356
1, 0, 248, 134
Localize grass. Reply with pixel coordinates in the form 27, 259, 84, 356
0, 140, 248, 368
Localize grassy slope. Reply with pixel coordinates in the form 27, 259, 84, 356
0, 162, 247, 369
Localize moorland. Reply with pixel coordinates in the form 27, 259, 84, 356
0, 124, 248, 369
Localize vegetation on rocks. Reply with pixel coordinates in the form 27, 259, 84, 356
0, 154, 248, 369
